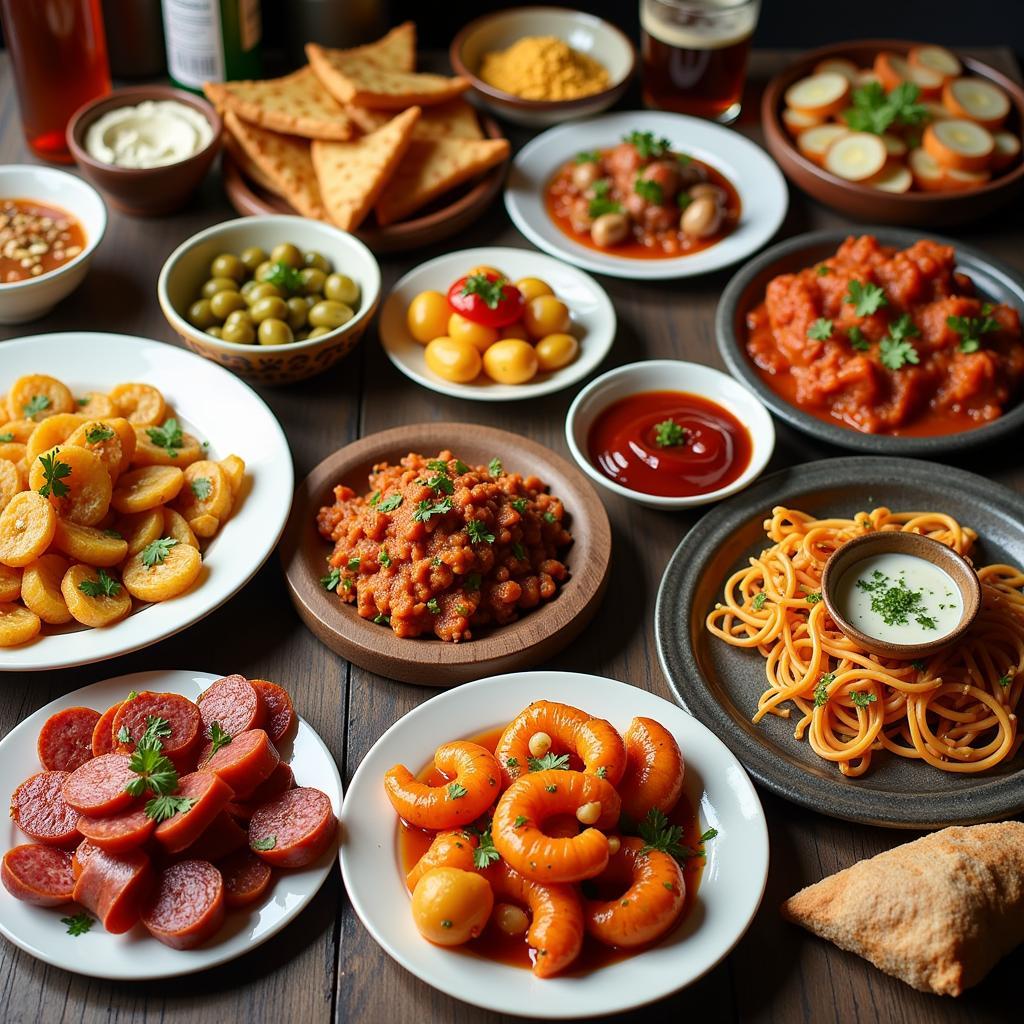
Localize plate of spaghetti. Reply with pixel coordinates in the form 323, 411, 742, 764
655, 455, 1024, 828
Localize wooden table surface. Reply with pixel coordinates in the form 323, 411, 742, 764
1, 46, 1023, 1024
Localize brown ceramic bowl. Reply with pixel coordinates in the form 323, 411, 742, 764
67, 85, 222, 217
762, 40, 1024, 226
821, 532, 981, 661
279, 423, 612, 686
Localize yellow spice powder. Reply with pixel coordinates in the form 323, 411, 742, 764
478, 35, 610, 101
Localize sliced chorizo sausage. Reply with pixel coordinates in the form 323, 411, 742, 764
10, 771, 80, 846
62, 753, 135, 818
220, 848, 273, 909
249, 679, 296, 744
225, 762, 293, 823
248, 787, 336, 869
36, 707, 101, 772
90, 703, 120, 757
1, 844, 74, 906
153, 771, 234, 854
202, 729, 279, 797
142, 859, 225, 950
111, 691, 201, 771
179, 811, 248, 862
71, 837, 102, 879
77, 804, 156, 854
197, 674, 265, 740
72, 846, 154, 933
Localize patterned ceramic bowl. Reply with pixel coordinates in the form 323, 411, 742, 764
157, 214, 381, 385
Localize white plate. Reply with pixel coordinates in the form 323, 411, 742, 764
0, 333, 293, 672
504, 111, 789, 281
340, 670, 768, 1019
378, 247, 616, 401
0, 669, 343, 980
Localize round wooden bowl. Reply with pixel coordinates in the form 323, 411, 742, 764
279, 423, 612, 686
222, 116, 509, 254
761, 40, 1024, 226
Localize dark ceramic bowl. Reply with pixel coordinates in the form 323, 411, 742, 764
715, 227, 1024, 456
761, 39, 1024, 226
67, 86, 222, 217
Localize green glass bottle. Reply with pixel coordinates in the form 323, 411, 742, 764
160, 0, 262, 92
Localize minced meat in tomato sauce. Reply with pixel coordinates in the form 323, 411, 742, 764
746, 235, 1024, 435
315, 452, 572, 642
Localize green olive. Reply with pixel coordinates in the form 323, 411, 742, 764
254, 260, 275, 283
258, 318, 294, 346
299, 267, 326, 296
202, 276, 239, 298
309, 299, 354, 330
304, 294, 319, 309
207, 326, 223, 339
240, 246, 267, 272
188, 299, 217, 329
224, 309, 254, 330
307, 326, 332, 339
245, 282, 282, 304
250, 296, 289, 323
286, 296, 309, 330
210, 290, 247, 320
270, 242, 303, 268
210, 253, 246, 283
303, 250, 331, 273
324, 273, 360, 306
240, 278, 261, 300
222, 320, 255, 345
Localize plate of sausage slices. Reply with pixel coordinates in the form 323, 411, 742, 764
340, 670, 769, 1018
0, 669, 342, 979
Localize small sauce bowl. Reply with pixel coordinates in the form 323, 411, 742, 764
821, 532, 981, 661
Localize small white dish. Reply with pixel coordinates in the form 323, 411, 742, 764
378, 246, 616, 402
450, 7, 635, 128
0, 165, 107, 324
0, 332, 293, 672
0, 669, 343, 980
340, 669, 768, 1019
505, 110, 789, 280
565, 359, 775, 510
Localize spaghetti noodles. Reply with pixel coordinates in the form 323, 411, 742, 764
706, 506, 1024, 776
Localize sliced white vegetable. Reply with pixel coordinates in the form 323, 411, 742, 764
882, 133, 907, 158
866, 163, 913, 194
944, 77, 1011, 129
785, 73, 851, 117
905, 62, 944, 95
782, 106, 826, 136
909, 45, 962, 81
925, 119, 994, 171
908, 147, 946, 191
856, 70, 881, 88
992, 131, 1022, 170
823, 132, 888, 181
813, 58, 859, 84
797, 124, 849, 165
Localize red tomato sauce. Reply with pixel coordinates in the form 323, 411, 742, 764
746, 234, 1024, 436
397, 726, 705, 975
587, 390, 753, 498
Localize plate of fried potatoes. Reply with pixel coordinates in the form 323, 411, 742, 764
0, 332, 293, 670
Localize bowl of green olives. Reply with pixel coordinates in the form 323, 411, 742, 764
157, 214, 381, 384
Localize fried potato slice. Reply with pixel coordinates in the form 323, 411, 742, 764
65, 420, 130, 484
176, 462, 233, 524
109, 383, 166, 426
0, 459, 22, 513
0, 491, 56, 567
52, 518, 129, 567
29, 444, 112, 526
21, 553, 72, 624
26, 413, 86, 466
131, 425, 203, 467
75, 392, 116, 418
111, 466, 184, 514
123, 541, 202, 602
162, 507, 199, 548
61, 564, 132, 627
115, 507, 166, 556
8, 375, 74, 422
0, 564, 22, 602
0, 602, 41, 646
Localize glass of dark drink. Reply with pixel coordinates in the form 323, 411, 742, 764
641, 0, 760, 124
0, 0, 111, 163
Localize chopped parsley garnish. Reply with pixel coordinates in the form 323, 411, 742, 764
141, 536, 178, 568
676, 191, 692, 211
146, 418, 184, 457
61, 913, 94, 936
144, 794, 196, 822
879, 314, 921, 370
512, 498, 528, 514
116, 725, 132, 744
574, 149, 600, 164
447, 782, 468, 800
814, 672, 836, 707
454, 459, 470, 474
347, 556, 361, 571
427, 597, 440, 614
0, 432, 13, 443
998, 673, 1013, 688
252, 834, 277, 851
124, 745, 178, 797
752, 592, 767, 610
424, 472, 454, 495
595, 766, 608, 779
634, 175, 663, 205
321, 567, 342, 591
805, 591, 822, 604
84, 423, 115, 444
850, 690, 877, 708
855, 569, 940, 630
638, 807, 685, 859
816, 264, 831, 276
190, 477, 212, 500
512, 542, 527, 561
487, 457, 503, 477
587, 178, 622, 219
848, 325, 870, 351
460, 273, 509, 309
413, 497, 452, 522
207, 721, 232, 756
543, 511, 557, 523
368, 491, 381, 506
843, 81, 927, 135
946, 313, 1000, 354
78, 569, 121, 598
377, 493, 403, 513
466, 519, 495, 544
506, 756, 518, 769
808, 318, 833, 341
37, 449, 72, 499
263, 260, 303, 294
653, 418, 687, 448
624, 130, 671, 160
431, 555, 442, 567
373, 613, 390, 625
471, 826, 500, 868
23, 394, 50, 418
514, 815, 528, 828
378, 548, 391, 568
843, 280, 888, 317
528, 752, 570, 772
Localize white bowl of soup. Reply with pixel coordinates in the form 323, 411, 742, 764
0, 165, 107, 324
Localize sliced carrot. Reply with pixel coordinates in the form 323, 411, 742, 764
866, 163, 913, 194
823, 132, 888, 181
782, 106, 825, 137
813, 58, 859, 84
992, 131, 1022, 172
874, 52, 910, 92
942, 166, 991, 191
923, 119, 994, 171
908, 147, 948, 191
797, 124, 849, 166
943, 77, 1010, 130
905, 63, 944, 99
909, 45, 961, 83
785, 72, 850, 118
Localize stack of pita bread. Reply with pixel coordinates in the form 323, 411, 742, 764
204, 23, 510, 232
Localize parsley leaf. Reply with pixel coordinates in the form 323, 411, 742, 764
124, 744, 178, 798
453, 459, 470, 474
207, 721, 232, 755
37, 449, 72, 499
0, 432, 13, 443
116, 725, 132, 744
61, 912, 94, 936
488, 457, 503, 477
262, 260, 303, 294
145, 418, 184, 457
512, 542, 527, 561
84, 423, 115, 444
373, 612, 390, 625
511, 498, 528, 514
574, 149, 600, 164
252, 834, 277, 851
808, 318, 833, 341
78, 569, 121, 598
848, 325, 870, 351
638, 807, 685, 859
514, 815, 528, 828
460, 273, 509, 309
471, 826, 500, 869
144, 794, 196, 822
946, 313, 1000, 354
844, 280, 888, 317
879, 314, 921, 370
634, 175, 663, 205
368, 491, 381, 506
843, 81, 927, 135
427, 597, 440, 614
425, 472, 454, 495
321, 567, 342, 591
377, 493, 403, 513
447, 782, 468, 800
466, 519, 495, 544
23, 394, 50, 418
347, 556, 360, 571
653, 418, 687, 448
752, 592, 767, 610
413, 497, 452, 522
805, 591, 822, 604
851, 690, 877, 708
528, 752, 570, 772
816, 264, 831, 276
378, 548, 391, 568
624, 130, 671, 159
190, 477, 212, 500
141, 536, 178, 568
998, 673, 1012, 688
814, 672, 836, 707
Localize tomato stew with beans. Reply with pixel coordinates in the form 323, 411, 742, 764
0, 199, 86, 284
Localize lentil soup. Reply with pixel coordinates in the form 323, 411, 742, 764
0, 198, 86, 284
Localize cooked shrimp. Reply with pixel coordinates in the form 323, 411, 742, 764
495, 700, 627, 787
384, 741, 501, 830
406, 830, 478, 891
618, 717, 685, 823
585, 837, 685, 948
483, 859, 584, 978
491, 769, 621, 883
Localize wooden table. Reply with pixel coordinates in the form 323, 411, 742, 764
1, 47, 1022, 1024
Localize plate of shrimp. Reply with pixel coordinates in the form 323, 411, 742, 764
339, 670, 769, 1018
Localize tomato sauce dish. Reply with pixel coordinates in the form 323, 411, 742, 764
716, 228, 1024, 455
566, 360, 774, 510
340, 670, 768, 1018
505, 111, 787, 281
0, 669, 342, 979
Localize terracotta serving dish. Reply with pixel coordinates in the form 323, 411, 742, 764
761, 39, 1024, 226
67, 85, 222, 217
221, 115, 508, 254
279, 423, 612, 686
821, 532, 981, 661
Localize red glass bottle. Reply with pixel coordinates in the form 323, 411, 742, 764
0, 0, 112, 163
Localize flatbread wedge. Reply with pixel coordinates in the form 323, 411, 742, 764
781, 822, 1024, 997
223, 131, 286, 198
311, 106, 421, 231
204, 67, 353, 141
345, 98, 485, 142
223, 110, 325, 220
307, 43, 469, 110
334, 21, 416, 72
375, 137, 509, 225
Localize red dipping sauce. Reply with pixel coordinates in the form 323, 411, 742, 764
587, 390, 752, 498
